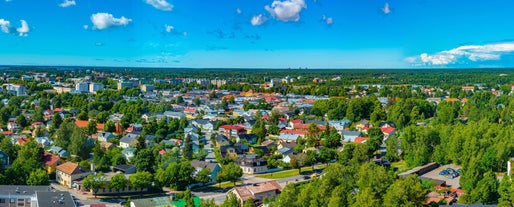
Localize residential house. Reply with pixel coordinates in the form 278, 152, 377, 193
97, 132, 115, 142
328, 119, 352, 132
192, 119, 216, 132
220, 145, 244, 159
232, 181, 282, 205
56, 162, 92, 188
215, 134, 230, 147
126, 124, 143, 134
7, 122, 20, 131
49, 145, 70, 157
354, 137, 369, 144
342, 131, 362, 142
279, 130, 306, 141
163, 111, 185, 120
275, 147, 294, 157
35, 136, 52, 147
191, 160, 221, 183
236, 154, 268, 174
355, 119, 370, 131
219, 125, 246, 138
119, 133, 139, 148
236, 134, 258, 144
111, 164, 136, 174
43, 152, 62, 173
381, 126, 396, 140
0, 150, 9, 168
278, 141, 297, 151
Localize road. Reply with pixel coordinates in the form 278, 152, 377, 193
51, 182, 123, 207
193, 170, 322, 204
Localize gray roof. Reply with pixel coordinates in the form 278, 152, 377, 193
276, 147, 294, 155
0, 185, 52, 197
36, 191, 76, 207
120, 133, 139, 143
191, 160, 220, 172
343, 131, 361, 136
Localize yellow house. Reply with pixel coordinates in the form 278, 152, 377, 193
43, 152, 62, 173
56, 162, 91, 188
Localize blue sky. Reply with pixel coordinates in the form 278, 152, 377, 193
1, 0, 514, 68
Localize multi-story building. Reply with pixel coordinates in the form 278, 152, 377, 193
0, 185, 75, 207
117, 81, 133, 90
4, 84, 27, 96
231, 181, 282, 205
89, 83, 104, 94
140, 84, 155, 92
56, 162, 91, 188
75, 83, 89, 93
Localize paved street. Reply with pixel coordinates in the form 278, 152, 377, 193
51, 182, 123, 207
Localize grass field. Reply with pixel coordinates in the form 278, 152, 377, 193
256, 165, 327, 179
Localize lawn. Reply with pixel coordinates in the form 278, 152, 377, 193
391, 160, 409, 173
192, 180, 243, 192
256, 165, 327, 179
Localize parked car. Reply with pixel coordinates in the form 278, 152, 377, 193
439, 170, 448, 175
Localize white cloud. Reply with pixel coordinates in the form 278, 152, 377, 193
236, 8, 242, 14
164, 24, 174, 32
406, 42, 514, 65
0, 19, 11, 34
144, 0, 173, 11
16, 20, 29, 36
251, 14, 268, 26
59, 0, 76, 8
83, 25, 88, 30
322, 15, 333, 25
265, 0, 306, 22
90, 13, 132, 30
382, 3, 391, 14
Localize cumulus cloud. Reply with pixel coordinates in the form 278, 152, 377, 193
0, 19, 11, 34
16, 20, 29, 36
382, 3, 391, 14
91, 13, 132, 30
59, 0, 76, 8
236, 8, 242, 14
251, 14, 268, 26
265, 0, 306, 22
164, 24, 174, 32
406, 42, 514, 65
145, 0, 173, 11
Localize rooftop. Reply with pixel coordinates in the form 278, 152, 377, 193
233, 181, 282, 201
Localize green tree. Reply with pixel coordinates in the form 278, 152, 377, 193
109, 173, 128, 193
177, 96, 184, 104
135, 148, 156, 173
183, 136, 193, 160
184, 188, 195, 207
104, 120, 116, 133
129, 171, 154, 196
55, 121, 74, 149
69, 126, 91, 159
383, 175, 426, 207
16, 114, 28, 128
77, 110, 88, 121
0, 136, 17, 162
473, 171, 499, 204
290, 153, 307, 174
217, 162, 243, 186
86, 120, 97, 135
221, 192, 240, 207
26, 169, 50, 186
83, 173, 106, 198
200, 198, 218, 207
195, 168, 212, 185
243, 198, 256, 207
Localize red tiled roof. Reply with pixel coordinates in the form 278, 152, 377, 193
290, 119, 303, 124
280, 129, 308, 135
184, 108, 197, 113
354, 137, 369, 144
2, 130, 13, 135
17, 138, 29, 146
220, 125, 245, 131
294, 124, 327, 131
53, 108, 63, 112
75, 120, 89, 128
381, 126, 396, 134
43, 152, 61, 166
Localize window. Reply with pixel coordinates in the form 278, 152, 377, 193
10, 198, 15, 203
0, 198, 6, 203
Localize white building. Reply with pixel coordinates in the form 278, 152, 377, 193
89, 82, 104, 93
75, 83, 89, 93
5, 84, 27, 96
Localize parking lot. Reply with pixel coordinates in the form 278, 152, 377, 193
420, 164, 461, 189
